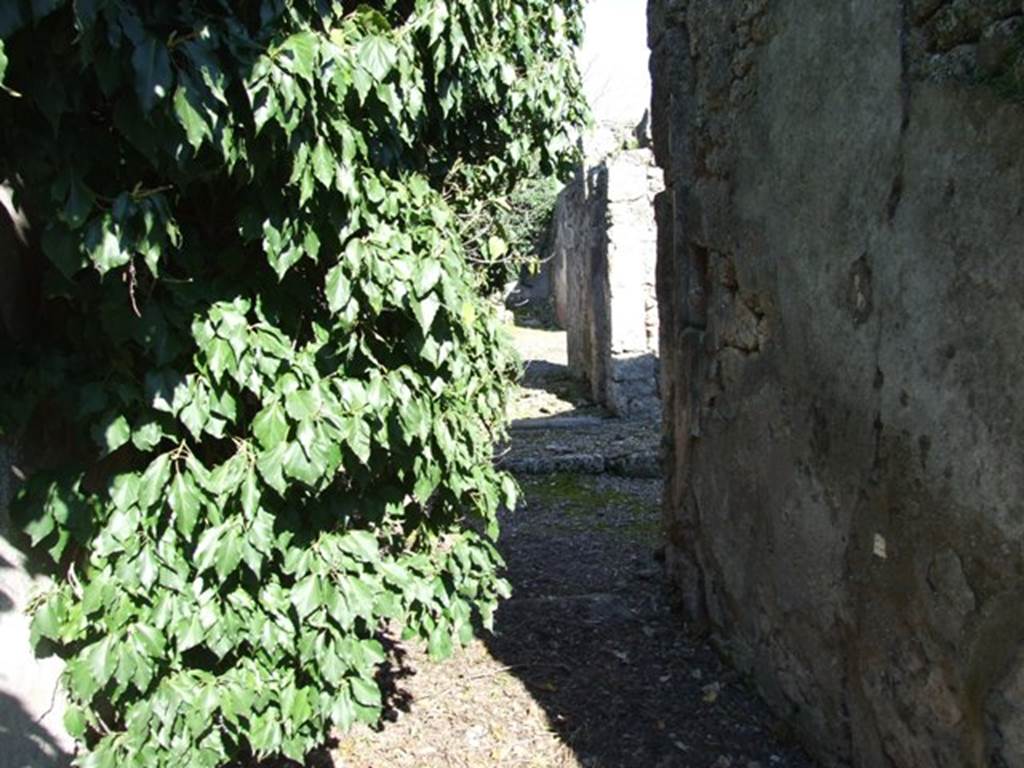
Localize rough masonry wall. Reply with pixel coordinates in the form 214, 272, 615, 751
651, 1, 1024, 766
550, 130, 663, 418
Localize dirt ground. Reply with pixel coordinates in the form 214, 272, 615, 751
331, 327, 816, 768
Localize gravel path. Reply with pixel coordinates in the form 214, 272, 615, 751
333, 326, 815, 768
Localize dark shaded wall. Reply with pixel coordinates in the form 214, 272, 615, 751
650, 1, 1024, 766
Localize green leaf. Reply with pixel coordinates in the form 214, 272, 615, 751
338, 530, 379, 563
412, 294, 441, 333
283, 442, 320, 486
428, 625, 454, 660
325, 265, 352, 314
138, 545, 159, 588
253, 402, 289, 449
64, 706, 88, 740
487, 235, 509, 259
174, 81, 210, 151
139, 452, 172, 510
290, 574, 321, 619
85, 636, 116, 689
41, 223, 86, 277
350, 676, 382, 708
194, 522, 227, 575
214, 525, 243, 580
414, 260, 443, 297
357, 36, 397, 81
134, 623, 166, 657
0, 40, 7, 85
280, 31, 318, 81
24, 509, 55, 548
284, 389, 319, 421
170, 471, 202, 537
32, 598, 62, 642
311, 138, 334, 187
241, 467, 260, 518
257, 443, 289, 496
207, 338, 235, 382
93, 414, 131, 456
132, 420, 165, 452
132, 37, 174, 113
88, 221, 129, 274
110, 473, 140, 512
331, 689, 356, 732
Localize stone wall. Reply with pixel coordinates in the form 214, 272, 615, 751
550, 127, 663, 418
650, 1, 1024, 766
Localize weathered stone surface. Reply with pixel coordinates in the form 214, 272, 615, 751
550, 136, 664, 419
651, 1, 1024, 766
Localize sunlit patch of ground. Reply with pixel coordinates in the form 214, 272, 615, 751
505, 326, 603, 423
335, 638, 580, 768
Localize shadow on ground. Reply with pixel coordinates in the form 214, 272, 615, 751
482, 474, 816, 768
0, 690, 72, 768
507, 325, 608, 424
1, 516, 74, 767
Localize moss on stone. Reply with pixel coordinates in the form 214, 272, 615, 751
520, 473, 661, 544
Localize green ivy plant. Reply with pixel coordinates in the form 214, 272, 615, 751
0, 2, 585, 766
451, 168, 564, 296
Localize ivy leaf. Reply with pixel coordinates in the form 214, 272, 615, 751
283, 442, 321, 486
169, 471, 202, 537
284, 389, 319, 421
139, 452, 172, 510
487, 235, 508, 259
85, 636, 117, 689
146, 370, 189, 415
311, 138, 334, 188
357, 36, 397, 81
138, 545, 159, 589
63, 706, 88, 741
132, 37, 174, 113
214, 525, 243, 580
207, 338, 235, 382
41, 223, 86, 278
331, 689, 356, 732
349, 676, 382, 708
24, 508, 55, 548
414, 260, 443, 297
337, 530, 379, 563
173, 80, 210, 151
194, 522, 227, 575
253, 402, 289, 449
428, 625, 454, 660
325, 265, 352, 314
31, 597, 62, 642
132, 420, 165, 452
412, 294, 441, 333
241, 467, 260, 519
257, 443, 289, 496
291, 574, 321, 619
280, 31, 318, 81
89, 222, 129, 274
93, 413, 131, 456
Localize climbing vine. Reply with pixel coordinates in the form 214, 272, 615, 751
0, 2, 585, 766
